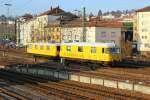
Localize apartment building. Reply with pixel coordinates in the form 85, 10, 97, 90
18, 6, 77, 45
61, 19, 123, 47
134, 6, 150, 54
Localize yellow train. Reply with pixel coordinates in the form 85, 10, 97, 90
27, 43, 60, 57
27, 42, 121, 65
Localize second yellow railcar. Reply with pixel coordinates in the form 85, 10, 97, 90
60, 42, 121, 63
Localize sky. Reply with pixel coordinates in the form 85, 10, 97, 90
0, 0, 150, 16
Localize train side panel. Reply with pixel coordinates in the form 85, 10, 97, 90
27, 44, 59, 57
60, 44, 121, 62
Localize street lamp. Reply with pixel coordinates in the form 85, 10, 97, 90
4, 3, 12, 17
4, 3, 12, 40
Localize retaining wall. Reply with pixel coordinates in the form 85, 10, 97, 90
6, 66, 150, 95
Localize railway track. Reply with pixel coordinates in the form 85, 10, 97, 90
37, 62, 150, 85
0, 70, 72, 100
0, 69, 149, 100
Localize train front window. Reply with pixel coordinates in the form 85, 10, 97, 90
106, 48, 120, 54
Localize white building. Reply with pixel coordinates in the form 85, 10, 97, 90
17, 6, 65, 46
134, 6, 150, 54
19, 20, 33, 45
61, 20, 122, 47
102, 14, 115, 19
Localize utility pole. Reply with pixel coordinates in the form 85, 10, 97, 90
82, 7, 86, 42
4, 3, 12, 40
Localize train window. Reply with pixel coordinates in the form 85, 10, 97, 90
78, 46, 83, 52
102, 48, 104, 53
35, 45, 38, 49
47, 46, 50, 50
57, 46, 60, 51
40, 45, 44, 50
91, 47, 96, 53
106, 48, 120, 54
66, 46, 71, 51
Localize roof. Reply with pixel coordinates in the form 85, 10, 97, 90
61, 42, 116, 47
28, 42, 60, 46
39, 6, 65, 16
28, 42, 116, 47
62, 18, 123, 28
136, 6, 150, 12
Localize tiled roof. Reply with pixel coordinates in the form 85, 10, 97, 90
39, 6, 65, 16
136, 6, 150, 12
62, 18, 123, 28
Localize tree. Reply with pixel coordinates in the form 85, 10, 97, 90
98, 10, 102, 17
89, 12, 94, 17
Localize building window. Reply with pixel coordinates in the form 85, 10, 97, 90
111, 40, 115, 43
57, 28, 59, 32
91, 47, 96, 53
142, 36, 147, 39
111, 32, 116, 37
101, 32, 106, 37
66, 46, 71, 51
78, 46, 83, 52
142, 29, 147, 32
142, 21, 147, 25
145, 43, 150, 48
142, 14, 147, 18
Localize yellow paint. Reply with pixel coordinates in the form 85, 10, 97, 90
60, 45, 121, 62
27, 43, 121, 63
27, 43, 59, 57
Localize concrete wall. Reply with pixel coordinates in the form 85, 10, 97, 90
8, 66, 150, 95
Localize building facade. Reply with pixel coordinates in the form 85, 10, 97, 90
18, 6, 77, 45
134, 6, 150, 53
61, 20, 122, 47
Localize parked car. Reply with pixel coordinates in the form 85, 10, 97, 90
5, 41, 16, 48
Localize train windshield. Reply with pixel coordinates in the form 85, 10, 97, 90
106, 47, 120, 54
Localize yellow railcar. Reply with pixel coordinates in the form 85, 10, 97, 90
60, 42, 121, 63
27, 43, 60, 57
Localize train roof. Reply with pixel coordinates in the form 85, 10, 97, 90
28, 42, 60, 46
61, 42, 116, 47
28, 42, 117, 47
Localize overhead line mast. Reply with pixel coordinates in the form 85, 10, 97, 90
82, 7, 86, 42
